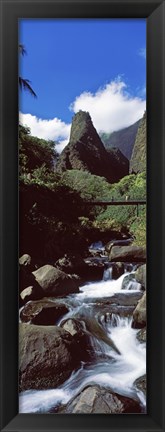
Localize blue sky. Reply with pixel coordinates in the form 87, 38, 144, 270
19, 19, 146, 151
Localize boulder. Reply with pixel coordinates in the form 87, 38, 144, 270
20, 299, 69, 325
136, 327, 146, 343
99, 291, 143, 307
112, 262, 125, 279
134, 375, 146, 396
55, 253, 86, 275
109, 245, 146, 262
132, 292, 146, 328
62, 386, 141, 414
32, 265, 79, 297
19, 264, 43, 293
56, 253, 104, 282
19, 254, 32, 268
83, 258, 105, 281
19, 323, 78, 391
60, 318, 91, 361
19, 266, 44, 307
105, 238, 132, 253
80, 317, 120, 355
19, 284, 44, 305
135, 264, 146, 289
61, 318, 85, 337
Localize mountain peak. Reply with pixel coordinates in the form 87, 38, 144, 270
56, 111, 129, 183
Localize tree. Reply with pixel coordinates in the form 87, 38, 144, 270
19, 44, 37, 98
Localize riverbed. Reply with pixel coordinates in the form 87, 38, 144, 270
19, 262, 146, 414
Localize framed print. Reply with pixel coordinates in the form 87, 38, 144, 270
0, 0, 165, 431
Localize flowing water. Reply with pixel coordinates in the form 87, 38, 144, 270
19, 262, 146, 414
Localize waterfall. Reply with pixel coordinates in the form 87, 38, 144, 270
103, 266, 112, 281
19, 314, 146, 413
19, 256, 146, 414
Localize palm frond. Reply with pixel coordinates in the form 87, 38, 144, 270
19, 44, 27, 56
19, 77, 37, 98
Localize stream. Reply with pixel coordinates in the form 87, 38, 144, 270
19, 250, 146, 414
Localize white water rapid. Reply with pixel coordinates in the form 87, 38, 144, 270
19, 266, 146, 414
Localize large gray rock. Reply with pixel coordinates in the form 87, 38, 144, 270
109, 245, 146, 262
61, 318, 85, 337
136, 327, 146, 343
55, 253, 86, 275
56, 253, 104, 281
19, 265, 43, 295
32, 265, 79, 297
20, 285, 44, 305
135, 264, 146, 289
19, 254, 32, 268
134, 375, 146, 396
19, 323, 77, 391
132, 292, 146, 328
20, 299, 68, 325
105, 238, 132, 253
62, 386, 141, 413
60, 318, 91, 361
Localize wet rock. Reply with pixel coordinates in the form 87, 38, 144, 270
20, 299, 68, 325
112, 262, 125, 279
109, 245, 146, 263
61, 318, 85, 336
97, 307, 135, 324
136, 327, 146, 343
19, 254, 33, 268
105, 238, 132, 253
134, 375, 146, 396
135, 264, 146, 289
55, 253, 87, 275
19, 265, 42, 294
56, 253, 104, 282
32, 265, 79, 297
60, 318, 91, 361
19, 323, 78, 391
121, 273, 141, 291
97, 291, 143, 308
132, 292, 146, 328
80, 317, 120, 355
20, 285, 44, 306
62, 385, 141, 413
103, 262, 124, 280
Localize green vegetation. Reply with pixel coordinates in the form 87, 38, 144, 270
96, 172, 146, 243
19, 125, 58, 178
60, 170, 111, 200
19, 124, 146, 263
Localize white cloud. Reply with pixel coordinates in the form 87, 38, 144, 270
70, 78, 146, 134
20, 77, 146, 153
19, 112, 71, 153
138, 48, 146, 60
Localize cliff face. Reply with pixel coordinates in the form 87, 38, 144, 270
56, 111, 129, 183
129, 112, 146, 174
100, 119, 141, 160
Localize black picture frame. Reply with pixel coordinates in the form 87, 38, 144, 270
0, 0, 165, 431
